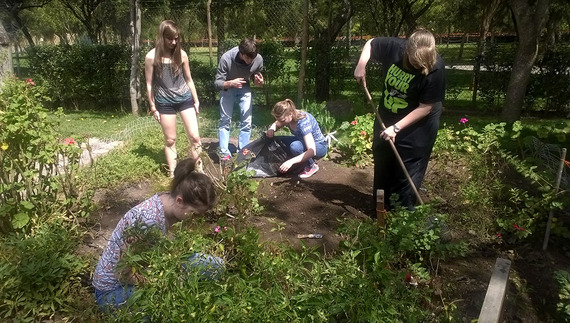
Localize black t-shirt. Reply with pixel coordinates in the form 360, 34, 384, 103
370, 37, 446, 124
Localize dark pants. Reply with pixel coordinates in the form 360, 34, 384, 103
372, 103, 442, 211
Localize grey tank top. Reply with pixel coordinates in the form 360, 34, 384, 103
154, 63, 192, 105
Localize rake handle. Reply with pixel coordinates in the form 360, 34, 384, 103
362, 83, 424, 205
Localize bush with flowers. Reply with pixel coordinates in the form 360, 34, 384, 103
0, 77, 94, 320
0, 77, 92, 233
337, 113, 375, 167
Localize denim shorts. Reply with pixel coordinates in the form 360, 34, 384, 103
156, 98, 194, 115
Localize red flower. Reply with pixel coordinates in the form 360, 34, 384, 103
350, 120, 358, 125
518, 226, 524, 231
360, 131, 367, 136
25, 78, 35, 86
63, 137, 75, 145
221, 155, 230, 161
496, 233, 502, 238
242, 148, 250, 156
404, 273, 412, 282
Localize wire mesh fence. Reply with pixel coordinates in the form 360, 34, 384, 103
526, 137, 569, 191
2, 0, 569, 114
139, 0, 303, 52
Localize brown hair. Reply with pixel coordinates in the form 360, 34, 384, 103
154, 20, 183, 78
403, 28, 437, 76
238, 38, 258, 60
171, 158, 217, 212
271, 99, 306, 122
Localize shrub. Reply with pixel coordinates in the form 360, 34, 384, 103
0, 77, 92, 234
258, 39, 290, 105
0, 221, 89, 319
111, 222, 440, 322
28, 44, 130, 110
435, 119, 568, 243
337, 113, 375, 167
189, 59, 218, 105
528, 45, 570, 115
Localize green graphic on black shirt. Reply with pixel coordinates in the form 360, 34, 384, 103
383, 64, 415, 113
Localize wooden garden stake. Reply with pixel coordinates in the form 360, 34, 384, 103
376, 189, 386, 227
542, 147, 567, 251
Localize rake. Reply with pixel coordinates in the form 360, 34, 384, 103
361, 82, 424, 205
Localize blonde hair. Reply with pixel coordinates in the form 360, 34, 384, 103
154, 20, 183, 78
272, 99, 305, 122
403, 28, 437, 76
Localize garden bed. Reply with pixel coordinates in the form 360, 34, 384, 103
81, 138, 570, 321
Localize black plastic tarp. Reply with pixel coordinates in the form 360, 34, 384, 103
235, 135, 303, 177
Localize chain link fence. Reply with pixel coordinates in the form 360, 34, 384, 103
3, 1, 569, 115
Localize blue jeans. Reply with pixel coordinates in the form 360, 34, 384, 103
94, 253, 224, 312
276, 136, 327, 167
95, 285, 135, 313
219, 87, 252, 155
182, 253, 225, 280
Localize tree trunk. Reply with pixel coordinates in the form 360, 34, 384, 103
457, 32, 467, 62
472, 0, 502, 104
206, 0, 213, 67
129, 0, 141, 116
314, 36, 332, 102
0, 21, 12, 86
296, 0, 309, 105
313, 0, 353, 102
502, 0, 550, 122
10, 11, 34, 48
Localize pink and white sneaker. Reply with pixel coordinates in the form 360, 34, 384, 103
299, 164, 319, 179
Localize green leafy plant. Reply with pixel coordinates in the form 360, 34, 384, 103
0, 77, 92, 233
554, 270, 570, 321
435, 119, 568, 243
337, 113, 375, 167
110, 222, 441, 322
0, 221, 88, 319
200, 152, 264, 221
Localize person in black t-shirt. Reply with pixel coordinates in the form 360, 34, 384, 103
354, 28, 446, 211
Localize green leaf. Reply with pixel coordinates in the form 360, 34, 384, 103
20, 201, 35, 210
12, 212, 30, 229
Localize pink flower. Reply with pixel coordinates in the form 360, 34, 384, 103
496, 233, 502, 238
214, 226, 220, 233
221, 155, 230, 161
460, 118, 468, 124
25, 78, 35, 86
513, 224, 519, 229
350, 120, 358, 125
242, 148, 249, 156
63, 137, 75, 145
360, 131, 367, 136
223, 226, 227, 231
